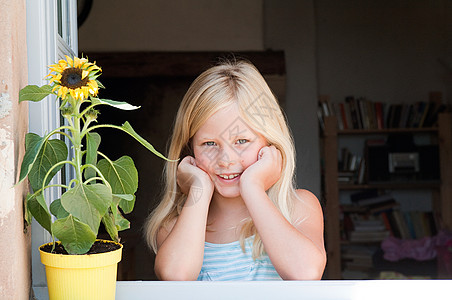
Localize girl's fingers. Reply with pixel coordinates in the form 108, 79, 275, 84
258, 145, 281, 161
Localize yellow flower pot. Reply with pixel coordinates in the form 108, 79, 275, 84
39, 240, 122, 300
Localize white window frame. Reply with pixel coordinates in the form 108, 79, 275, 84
26, 0, 78, 288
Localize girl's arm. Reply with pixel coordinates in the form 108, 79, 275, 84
154, 156, 214, 280
240, 146, 327, 280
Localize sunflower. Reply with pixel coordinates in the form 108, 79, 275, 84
47, 56, 102, 102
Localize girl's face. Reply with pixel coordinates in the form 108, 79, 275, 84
192, 103, 268, 200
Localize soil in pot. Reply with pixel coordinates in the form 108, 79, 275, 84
41, 240, 121, 255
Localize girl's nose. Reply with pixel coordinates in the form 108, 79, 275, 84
217, 147, 237, 168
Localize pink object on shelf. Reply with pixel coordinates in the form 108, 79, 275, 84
381, 230, 452, 262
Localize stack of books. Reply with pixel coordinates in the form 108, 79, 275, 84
341, 190, 397, 243
341, 189, 438, 241
338, 147, 366, 184
342, 244, 379, 279
317, 92, 446, 131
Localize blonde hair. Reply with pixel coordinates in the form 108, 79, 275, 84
145, 59, 299, 258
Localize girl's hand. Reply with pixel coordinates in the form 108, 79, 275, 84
177, 156, 214, 198
240, 145, 282, 191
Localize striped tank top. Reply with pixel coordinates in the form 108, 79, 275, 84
197, 235, 282, 281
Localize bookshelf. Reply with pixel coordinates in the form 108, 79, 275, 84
322, 112, 452, 279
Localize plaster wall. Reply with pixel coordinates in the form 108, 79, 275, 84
316, 0, 452, 105
78, 0, 264, 51
0, 0, 31, 299
264, 0, 320, 194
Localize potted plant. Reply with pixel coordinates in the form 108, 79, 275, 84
18, 56, 168, 299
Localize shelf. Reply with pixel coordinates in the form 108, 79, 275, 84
321, 112, 452, 280
337, 127, 438, 135
338, 181, 440, 190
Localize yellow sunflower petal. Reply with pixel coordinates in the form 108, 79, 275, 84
82, 70, 89, 80
48, 65, 63, 73
73, 57, 81, 68
65, 55, 74, 67
58, 59, 68, 68
82, 86, 89, 97
85, 65, 98, 73
49, 77, 59, 84
87, 80, 98, 90
79, 58, 88, 67
70, 89, 77, 100
49, 74, 61, 83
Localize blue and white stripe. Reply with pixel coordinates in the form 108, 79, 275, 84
197, 236, 282, 281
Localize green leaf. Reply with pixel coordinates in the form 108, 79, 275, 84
120, 122, 171, 161
112, 205, 130, 231
102, 209, 119, 242
91, 98, 140, 110
113, 194, 134, 201
108, 193, 136, 214
119, 195, 135, 214
84, 132, 101, 181
52, 215, 96, 254
28, 138, 68, 192
49, 199, 69, 219
97, 156, 137, 214
24, 194, 32, 226
19, 85, 53, 102
27, 193, 52, 234
60, 183, 112, 234
97, 155, 138, 196
18, 133, 46, 184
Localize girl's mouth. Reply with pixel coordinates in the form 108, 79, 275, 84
217, 173, 240, 180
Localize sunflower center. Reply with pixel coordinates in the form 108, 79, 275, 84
60, 68, 89, 89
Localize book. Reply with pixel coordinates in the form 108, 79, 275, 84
352, 193, 394, 207
386, 104, 395, 128
398, 104, 410, 128
319, 95, 332, 118
418, 102, 432, 128
339, 102, 350, 129
368, 200, 399, 214
333, 102, 344, 130
350, 189, 379, 202
412, 101, 427, 128
375, 102, 384, 129
346, 96, 360, 129
391, 210, 411, 239
357, 98, 370, 129
391, 104, 403, 128
349, 230, 390, 242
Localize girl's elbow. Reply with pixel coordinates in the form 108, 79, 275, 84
284, 254, 327, 280
154, 259, 200, 281
155, 267, 199, 281
285, 266, 325, 280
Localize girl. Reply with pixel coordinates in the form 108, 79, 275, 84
145, 59, 326, 281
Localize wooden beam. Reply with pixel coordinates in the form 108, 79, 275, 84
438, 112, 452, 230
323, 116, 342, 279
83, 51, 285, 78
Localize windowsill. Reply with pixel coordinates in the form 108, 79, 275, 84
33, 280, 449, 299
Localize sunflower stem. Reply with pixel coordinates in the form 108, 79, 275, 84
71, 98, 84, 184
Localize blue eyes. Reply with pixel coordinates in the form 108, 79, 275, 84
203, 139, 248, 146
